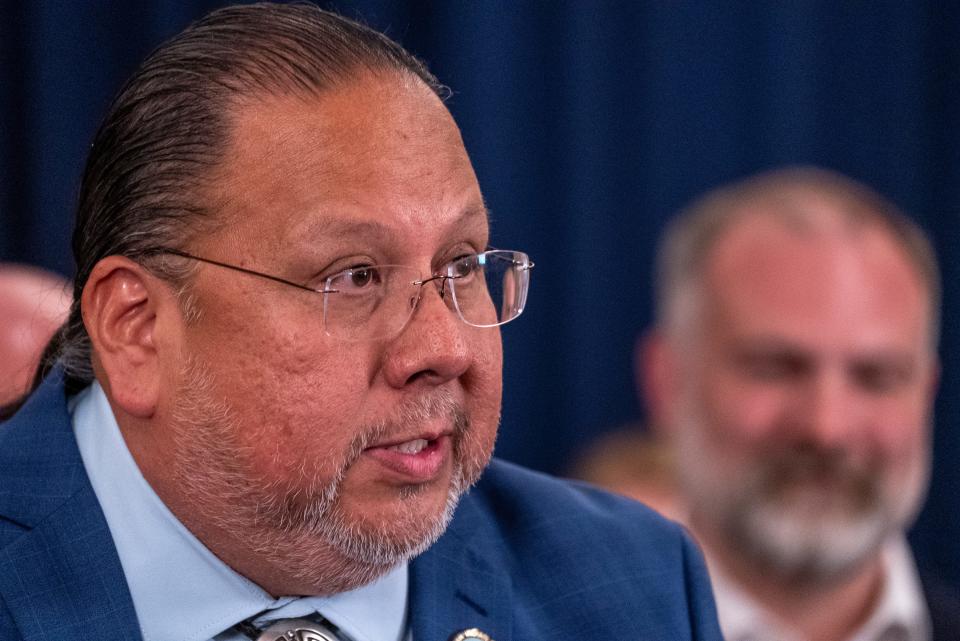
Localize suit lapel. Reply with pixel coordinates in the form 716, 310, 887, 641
409, 492, 513, 641
0, 486, 142, 641
0, 371, 141, 641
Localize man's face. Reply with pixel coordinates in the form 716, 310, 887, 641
672, 212, 936, 584
159, 72, 502, 593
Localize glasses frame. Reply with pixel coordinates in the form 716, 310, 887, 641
138, 247, 534, 339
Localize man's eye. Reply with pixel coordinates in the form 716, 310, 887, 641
738, 354, 806, 381
746, 361, 789, 380
333, 265, 382, 292
853, 364, 908, 394
350, 267, 375, 287
450, 255, 478, 279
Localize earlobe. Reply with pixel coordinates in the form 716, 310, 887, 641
82, 256, 166, 418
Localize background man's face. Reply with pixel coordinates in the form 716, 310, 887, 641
161, 72, 503, 591
672, 211, 936, 582
0, 267, 69, 405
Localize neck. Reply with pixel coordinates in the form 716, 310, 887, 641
695, 519, 885, 641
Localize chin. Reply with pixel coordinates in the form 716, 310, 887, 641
731, 494, 892, 585
338, 490, 443, 535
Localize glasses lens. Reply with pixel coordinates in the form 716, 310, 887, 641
321, 253, 531, 341
448, 251, 531, 328
323, 265, 420, 341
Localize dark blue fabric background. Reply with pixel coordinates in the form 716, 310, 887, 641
2, 1, 958, 587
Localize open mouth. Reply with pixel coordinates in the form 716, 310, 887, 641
387, 438, 433, 455
364, 435, 451, 482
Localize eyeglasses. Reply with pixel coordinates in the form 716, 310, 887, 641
141, 247, 534, 341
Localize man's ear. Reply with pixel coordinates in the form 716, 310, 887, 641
82, 256, 175, 418
636, 329, 681, 437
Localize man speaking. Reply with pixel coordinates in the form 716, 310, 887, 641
0, 4, 721, 641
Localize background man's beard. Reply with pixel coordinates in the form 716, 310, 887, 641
170, 359, 491, 595
676, 408, 928, 587
716, 449, 890, 585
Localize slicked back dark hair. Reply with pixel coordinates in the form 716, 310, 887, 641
6, 2, 444, 418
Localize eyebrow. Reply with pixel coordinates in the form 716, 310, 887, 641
301, 203, 490, 241
733, 337, 919, 366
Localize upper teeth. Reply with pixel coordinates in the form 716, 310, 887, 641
390, 439, 429, 454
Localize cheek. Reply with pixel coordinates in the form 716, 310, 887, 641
874, 416, 930, 515
465, 331, 503, 442
192, 313, 375, 477
699, 368, 786, 444
681, 368, 792, 485
870, 398, 931, 470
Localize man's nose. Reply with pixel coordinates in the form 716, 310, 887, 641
380, 278, 472, 389
800, 370, 859, 449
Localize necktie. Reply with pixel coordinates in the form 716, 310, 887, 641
236, 616, 352, 641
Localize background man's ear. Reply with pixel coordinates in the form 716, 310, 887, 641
81, 256, 174, 418
636, 329, 681, 437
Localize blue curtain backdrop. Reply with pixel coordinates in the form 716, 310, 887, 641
2, 0, 959, 584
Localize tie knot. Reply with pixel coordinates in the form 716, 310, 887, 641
237, 616, 352, 641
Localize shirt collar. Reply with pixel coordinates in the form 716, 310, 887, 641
850, 538, 930, 641
710, 566, 796, 641
708, 537, 930, 641
71, 382, 408, 641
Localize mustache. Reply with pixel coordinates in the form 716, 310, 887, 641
348, 388, 469, 460
754, 443, 879, 508
282, 389, 469, 499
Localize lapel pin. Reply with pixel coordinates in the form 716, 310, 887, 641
448, 629, 493, 641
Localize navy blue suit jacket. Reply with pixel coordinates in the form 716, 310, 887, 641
0, 372, 723, 641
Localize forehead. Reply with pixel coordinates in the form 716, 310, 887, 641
200, 71, 485, 253
702, 213, 931, 350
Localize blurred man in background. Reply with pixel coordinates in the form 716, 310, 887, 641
633, 167, 956, 641
0, 263, 69, 406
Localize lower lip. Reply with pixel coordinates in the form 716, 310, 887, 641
363, 435, 451, 482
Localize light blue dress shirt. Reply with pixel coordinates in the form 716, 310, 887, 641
72, 382, 409, 641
